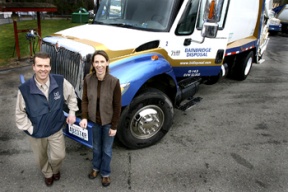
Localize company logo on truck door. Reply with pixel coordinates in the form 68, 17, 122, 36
185, 48, 212, 57
171, 50, 180, 56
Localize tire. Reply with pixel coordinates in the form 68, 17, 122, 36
281, 23, 288, 34
230, 51, 253, 81
269, 31, 278, 36
117, 88, 174, 149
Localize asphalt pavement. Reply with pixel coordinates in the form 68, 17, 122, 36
0, 14, 37, 25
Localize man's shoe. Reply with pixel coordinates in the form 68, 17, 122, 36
45, 176, 54, 186
88, 170, 99, 179
101, 176, 111, 187
53, 172, 61, 181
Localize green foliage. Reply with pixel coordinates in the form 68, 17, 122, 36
0, 19, 80, 66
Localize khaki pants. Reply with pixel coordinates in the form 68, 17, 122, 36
28, 129, 66, 178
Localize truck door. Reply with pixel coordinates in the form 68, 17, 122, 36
164, 0, 229, 78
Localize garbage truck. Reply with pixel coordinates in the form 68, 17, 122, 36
273, 4, 288, 33
265, 0, 282, 35
40, 0, 270, 149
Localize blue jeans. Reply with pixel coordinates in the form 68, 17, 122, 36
92, 123, 115, 177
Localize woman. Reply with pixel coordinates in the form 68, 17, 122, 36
79, 50, 121, 187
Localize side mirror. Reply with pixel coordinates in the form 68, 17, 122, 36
201, 22, 218, 38
201, 0, 224, 38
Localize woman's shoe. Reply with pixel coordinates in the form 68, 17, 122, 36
88, 170, 99, 179
101, 176, 111, 187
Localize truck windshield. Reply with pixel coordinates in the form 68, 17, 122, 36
93, 0, 180, 31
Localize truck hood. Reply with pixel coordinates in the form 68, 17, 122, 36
53, 24, 164, 51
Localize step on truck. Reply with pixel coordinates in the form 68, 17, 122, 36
40, 0, 270, 149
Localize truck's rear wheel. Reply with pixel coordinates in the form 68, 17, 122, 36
117, 88, 174, 149
230, 51, 253, 81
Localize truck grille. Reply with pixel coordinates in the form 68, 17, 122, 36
41, 42, 81, 88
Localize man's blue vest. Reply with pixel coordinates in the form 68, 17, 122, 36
19, 74, 65, 138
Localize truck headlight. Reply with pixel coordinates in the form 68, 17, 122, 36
120, 83, 130, 95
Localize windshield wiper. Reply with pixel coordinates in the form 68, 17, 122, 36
107, 23, 137, 28
94, 21, 105, 24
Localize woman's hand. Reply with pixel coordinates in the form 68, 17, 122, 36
79, 119, 88, 129
109, 129, 117, 137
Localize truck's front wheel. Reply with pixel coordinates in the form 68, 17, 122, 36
117, 88, 174, 149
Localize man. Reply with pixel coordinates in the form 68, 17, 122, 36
15, 52, 79, 187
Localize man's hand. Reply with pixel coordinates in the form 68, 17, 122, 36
79, 119, 88, 129
66, 115, 76, 125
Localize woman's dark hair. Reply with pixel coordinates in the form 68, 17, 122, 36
91, 50, 110, 74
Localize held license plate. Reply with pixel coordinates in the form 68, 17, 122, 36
68, 124, 88, 141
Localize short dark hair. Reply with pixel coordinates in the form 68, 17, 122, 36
91, 50, 110, 74
33, 52, 51, 64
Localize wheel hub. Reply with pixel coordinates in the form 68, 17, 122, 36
130, 105, 164, 139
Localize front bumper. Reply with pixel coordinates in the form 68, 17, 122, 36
63, 112, 93, 148
269, 24, 282, 32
